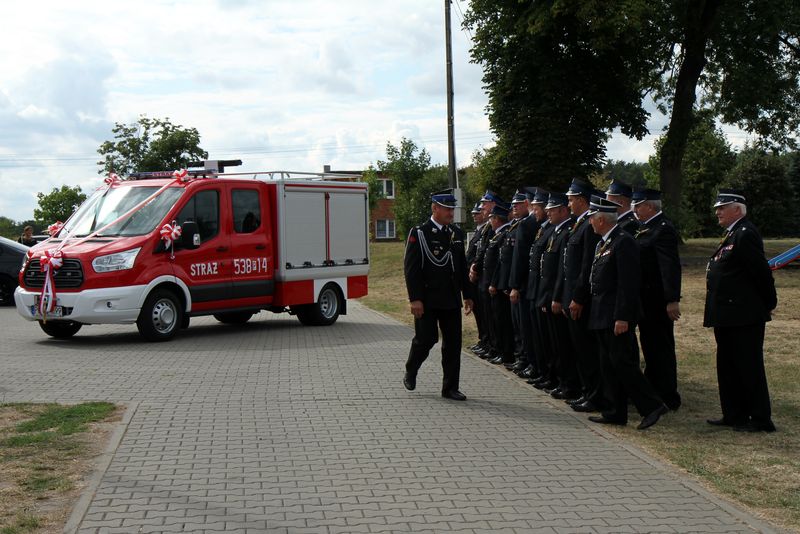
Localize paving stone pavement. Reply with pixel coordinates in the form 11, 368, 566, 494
0, 304, 780, 534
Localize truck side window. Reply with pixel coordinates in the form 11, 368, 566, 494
177, 190, 219, 242
232, 189, 261, 233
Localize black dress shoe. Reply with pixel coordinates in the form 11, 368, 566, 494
551, 388, 579, 400
490, 356, 505, 364
638, 404, 669, 430
706, 417, 745, 427
588, 415, 626, 426
733, 420, 776, 433
519, 366, 536, 379
571, 401, 598, 413
567, 396, 586, 407
403, 373, 416, 391
511, 360, 528, 372
536, 380, 557, 391
442, 390, 467, 401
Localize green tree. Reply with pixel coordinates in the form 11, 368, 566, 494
464, 0, 800, 217
0, 216, 17, 239
724, 147, 794, 237
376, 139, 432, 237
34, 185, 87, 225
646, 112, 736, 237
361, 166, 385, 213
97, 116, 208, 176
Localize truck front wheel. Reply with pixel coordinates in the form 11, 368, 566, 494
137, 289, 183, 342
295, 284, 342, 326
39, 320, 82, 339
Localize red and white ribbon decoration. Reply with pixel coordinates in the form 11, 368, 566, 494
47, 221, 64, 237
160, 223, 182, 249
173, 168, 189, 182
104, 172, 121, 185
38, 249, 63, 319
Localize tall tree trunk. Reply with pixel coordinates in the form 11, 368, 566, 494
660, 0, 721, 223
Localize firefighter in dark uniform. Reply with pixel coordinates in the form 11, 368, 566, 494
514, 187, 549, 379
605, 179, 639, 235
631, 188, 683, 411
403, 189, 474, 401
704, 189, 777, 432
561, 179, 601, 404
470, 191, 502, 359
485, 203, 514, 364
465, 202, 487, 353
533, 193, 573, 391
499, 191, 529, 370
585, 196, 669, 430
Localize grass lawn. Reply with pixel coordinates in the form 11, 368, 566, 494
0, 402, 120, 534
363, 239, 800, 532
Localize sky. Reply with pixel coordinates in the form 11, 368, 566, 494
0, 1, 753, 223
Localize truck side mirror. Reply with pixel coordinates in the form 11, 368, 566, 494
180, 221, 200, 250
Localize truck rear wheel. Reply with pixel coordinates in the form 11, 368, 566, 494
295, 284, 342, 326
39, 320, 82, 339
137, 289, 183, 342
213, 311, 254, 324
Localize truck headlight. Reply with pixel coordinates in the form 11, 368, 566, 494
92, 248, 141, 273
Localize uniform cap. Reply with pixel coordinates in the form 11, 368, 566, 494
470, 201, 482, 214
713, 188, 746, 208
431, 188, 457, 208
545, 192, 568, 210
605, 179, 633, 198
490, 202, 511, 217
511, 189, 528, 204
587, 195, 621, 215
566, 179, 594, 199
631, 187, 661, 206
480, 189, 503, 204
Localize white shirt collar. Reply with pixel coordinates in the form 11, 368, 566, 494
601, 224, 619, 242
641, 211, 663, 225
619, 209, 633, 219
727, 216, 745, 233
555, 218, 571, 231
430, 217, 444, 231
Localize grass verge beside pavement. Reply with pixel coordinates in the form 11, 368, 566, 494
0, 402, 120, 534
362, 240, 800, 532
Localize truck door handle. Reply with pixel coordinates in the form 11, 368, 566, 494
255, 244, 266, 250
216, 246, 228, 252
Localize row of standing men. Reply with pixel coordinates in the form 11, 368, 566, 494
466, 180, 677, 429
403, 182, 777, 432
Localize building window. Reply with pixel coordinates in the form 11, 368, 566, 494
376, 219, 396, 239
380, 179, 394, 199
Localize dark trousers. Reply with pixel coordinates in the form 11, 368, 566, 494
531, 303, 553, 379
596, 328, 663, 422
406, 307, 462, 393
548, 310, 580, 392
511, 297, 525, 358
491, 291, 514, 361
714, 323, 772, 426
479, 288, 495, 351
469, 281, 486, 344
568, 308, 604, 405
515, 294, 534, 364
639, 306, 681, 410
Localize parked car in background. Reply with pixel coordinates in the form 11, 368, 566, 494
0, 236, 27, 305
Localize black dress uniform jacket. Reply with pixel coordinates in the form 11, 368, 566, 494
465, 223, 485, 266
561, 213, 600, 308
496, 219, 521, 291
704, 218, 777, 327
636, 213, 681, 307
526, 220, 553, 298
540, 219, 572, 308
509, 215, 538, 292
404, 220, 472, 309
618, 211, 639, 236
588, 226, 641, 330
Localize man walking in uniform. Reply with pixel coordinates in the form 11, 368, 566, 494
404, 189, 474, 401
704, 189, 777, 432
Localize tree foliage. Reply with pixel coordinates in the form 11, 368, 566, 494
97, 116, 208, 176
376, 139, 434, 237
464, 0, 800, 216
34, 185, 86, 225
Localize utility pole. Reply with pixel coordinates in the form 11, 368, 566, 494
444, 0, 462, 221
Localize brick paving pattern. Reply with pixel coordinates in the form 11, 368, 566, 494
0, 304, 776, 533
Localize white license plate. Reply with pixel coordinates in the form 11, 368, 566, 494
31, 298, 63, 318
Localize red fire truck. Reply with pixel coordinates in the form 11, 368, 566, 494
14, 163, 369, 341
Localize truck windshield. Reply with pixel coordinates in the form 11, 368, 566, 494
63, 186, 184, 237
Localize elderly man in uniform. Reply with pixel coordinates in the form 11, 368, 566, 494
605, 179, 638, 235
502, 190, 533, 372
484, 203, 515, 365
403, 189, 474, 401
470, 191, 502, 359
704, 189, 777, 432
585, 195, 669, 430
631, 188, 682, 411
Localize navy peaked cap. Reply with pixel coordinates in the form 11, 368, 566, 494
631, 187, 661, 205
713, 188, 746, 208
566, 179, 594, 198
605, 179, 633, 198
431, 188, 457, 208
545, 192, 568, 209
587, 195, 621, 215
